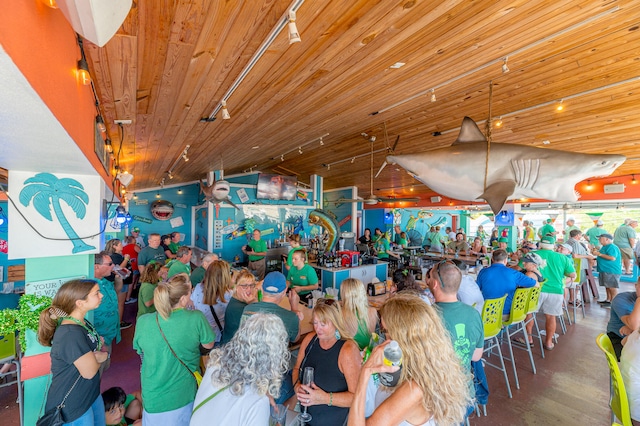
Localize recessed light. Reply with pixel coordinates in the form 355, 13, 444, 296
389, 62, 405, 69
542, 140, 550, 145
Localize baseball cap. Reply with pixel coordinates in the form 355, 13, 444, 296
132, 227, 140, 232
596, 220, 604, 226
498, 237, 508, 243
522, 252, 543, 266
262, 272, 287, 294
541, 236, 554, 244
559, 243, 573, 253
599, 233, 613, 240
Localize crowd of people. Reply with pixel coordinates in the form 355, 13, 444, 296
32, 215, 640, 425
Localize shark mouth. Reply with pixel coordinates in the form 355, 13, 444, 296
150, 200, 175, 221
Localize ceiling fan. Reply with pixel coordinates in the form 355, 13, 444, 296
336, 133, 420, 205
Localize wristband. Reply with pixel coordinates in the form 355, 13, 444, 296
329, 392, 333, 406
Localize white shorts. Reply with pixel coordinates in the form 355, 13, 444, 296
143, 402, 193, 426
538, 292, 563, 316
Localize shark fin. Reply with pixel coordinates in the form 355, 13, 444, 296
225, 197, 240, 210
452, 116, 487, 145
480, 180, 516, 215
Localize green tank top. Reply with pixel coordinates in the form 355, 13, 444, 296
353, 316, 371, 351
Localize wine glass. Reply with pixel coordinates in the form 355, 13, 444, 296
298, 367, 314, 423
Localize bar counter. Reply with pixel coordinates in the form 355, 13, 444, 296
310, 261, 388, 292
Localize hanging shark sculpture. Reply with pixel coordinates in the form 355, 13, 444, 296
199, 179, 240, 210
382, 116, 625, 215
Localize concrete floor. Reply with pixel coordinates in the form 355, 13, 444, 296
1, 282, 629, 425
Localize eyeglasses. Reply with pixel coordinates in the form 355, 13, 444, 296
237, 284, 256, 289
103, 262, 113, 266
432, 259, 455, 286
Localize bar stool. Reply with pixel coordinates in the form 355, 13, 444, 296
502, 288, 537, 390
481, 294, 512, 398
568, 258, 586, 322
523, 286, 545, 358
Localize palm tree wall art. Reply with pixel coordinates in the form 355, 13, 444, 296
19, 172, 96, 254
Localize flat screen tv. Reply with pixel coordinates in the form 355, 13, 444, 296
256, 174, 298, 201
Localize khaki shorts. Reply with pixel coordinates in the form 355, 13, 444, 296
619, 247, 634, 261
538, 292, 563, 316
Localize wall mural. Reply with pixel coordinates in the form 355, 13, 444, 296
9, 171, 100, 259
385, 116, 625, 215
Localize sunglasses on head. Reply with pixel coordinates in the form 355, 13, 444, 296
317, 298, 337, 306
432, 259, 455, 285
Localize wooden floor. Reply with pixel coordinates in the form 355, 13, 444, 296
1, 282, 628, 425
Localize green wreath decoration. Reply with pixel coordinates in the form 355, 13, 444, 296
0, 294, 52, 352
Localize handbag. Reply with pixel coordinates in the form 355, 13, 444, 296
209, 305, 224, 342
156, 314, 202, 386
36, 375, 82, 426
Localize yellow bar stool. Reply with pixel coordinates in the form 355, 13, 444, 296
596, 333, 633, 426
502, 287, 537, 390
481, 294, 512, 398
523, 286, 546, 359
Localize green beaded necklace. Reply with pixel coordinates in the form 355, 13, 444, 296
63, 316, 103, 351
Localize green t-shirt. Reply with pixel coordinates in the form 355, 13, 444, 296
375, 239, 390, 259
190, 266, 205, 287
247, 239, 267, 261
138, 246, 166, 267
167, 260, 191, 279
137, 282, 157, 318
133, 309, 215, 413
613, 225, 636, 249
536, 249, 576, 294
168, 242, 180, 254
286, 246, 306, 268
242, 301, 299, 342
221, 297, 248, 345
287, 264, 319, 295
585, 226, 606, 247
538, 224, 556, 242
597, 243, 622, 274
436, 301, 484, 369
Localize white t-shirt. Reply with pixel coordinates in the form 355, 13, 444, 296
190, 370, 269, 426
190, 285, 232, 342
620, 329, 640, 421
457, 275, 484, 315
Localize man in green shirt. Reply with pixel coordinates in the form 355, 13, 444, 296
563, 218, 579, 243
613, 219, 637, 275
585, 220, 606, 249
168, 232, 181, 255
190, 252, 218, 287
538, 219, 558, 243
167, 246, 192, 279
243, 229, 268, 280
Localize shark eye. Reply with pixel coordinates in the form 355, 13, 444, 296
601, 161, 609, 166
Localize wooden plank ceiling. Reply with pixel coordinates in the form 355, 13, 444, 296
85, 0, 640, 203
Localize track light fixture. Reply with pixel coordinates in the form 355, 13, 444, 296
494, 117, 503, 127
77, 58, 91, 85
430, 89, 436, 102
167, 171, 174, 179
502, 57, 509, 73
288, 10, 301, 44
221, 100, 231, 120
351, 157, 355, 163
319, 137, 324, 146
182, 153, 189, 162
281, 154, 285, 162
298, 147, 303, 154
556, 99, 564, 111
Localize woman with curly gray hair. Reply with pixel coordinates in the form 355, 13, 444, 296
189, 313, 290, 425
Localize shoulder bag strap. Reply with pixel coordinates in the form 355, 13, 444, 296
192, 385, 229, 415
58, 374, 82, 409
208, 305, 223, 333
156, 313, 197, 381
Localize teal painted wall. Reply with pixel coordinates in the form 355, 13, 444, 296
23, 254, 93, 426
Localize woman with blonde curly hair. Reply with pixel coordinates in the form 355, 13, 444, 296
293, 299, 362, 425
349, 292, 472, 426
133, 274, 215, 425
191, 260, 233, 343
340, 278, 379, 350
190, 313, 290, 425
37, 279, 108, 425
